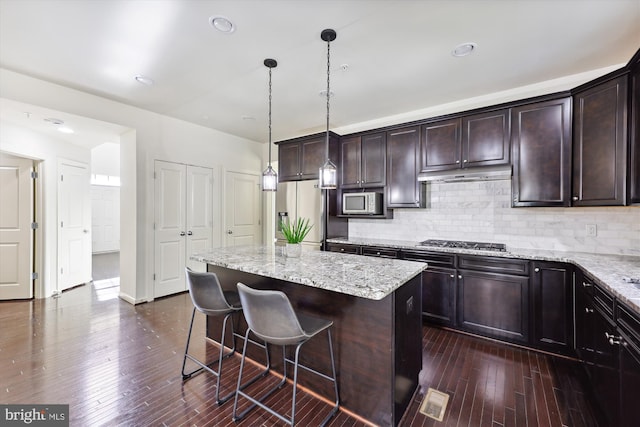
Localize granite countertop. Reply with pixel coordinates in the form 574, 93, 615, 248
327, 237, 640, 313
191, 245, 427, 301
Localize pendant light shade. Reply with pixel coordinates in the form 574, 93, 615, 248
319, 29, 338, 190
262, 58, 278, 192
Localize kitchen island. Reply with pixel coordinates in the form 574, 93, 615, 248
192, 245, 427, 427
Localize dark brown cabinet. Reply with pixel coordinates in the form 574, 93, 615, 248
277, 132, 339, 182
511, 97, 572, 207
531, 261, 573, 354
617, 302, 640, 427
572, 74, 628, 206
630, 52, 640, 204
340, 132, 386, 188
402, 250, 456, 327
325, 242, 361, 255
386, 126, 422, 208
420, 109, 510, 172
361, 246, 399, 258
457, 255, 530, 344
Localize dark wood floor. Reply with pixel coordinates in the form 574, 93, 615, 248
1, 281, 599, 426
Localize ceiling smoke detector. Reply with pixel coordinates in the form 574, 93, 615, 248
452, 42, 477, 57
209, 16, 235, 33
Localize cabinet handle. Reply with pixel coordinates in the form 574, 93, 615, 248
340, 248, 345, 252
455, 160, 460, 164
572, 196, 579, 201
376, 252, 381, 255
605, 332, 622, 346
450, 274, 455, 278
179, 231, 186, 236
585, 307, 593, 313
582, 282, 592, 288
534, 267, 540, 273
187, 231, 193, 236
463, 159, 468, 163
458, 275, 462, 279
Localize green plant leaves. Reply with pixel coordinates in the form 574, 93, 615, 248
279, 217, 313, 243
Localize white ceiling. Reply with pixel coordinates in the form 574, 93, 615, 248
1, 0, 639, 146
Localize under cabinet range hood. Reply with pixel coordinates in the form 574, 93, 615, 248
417, 165, 512, 183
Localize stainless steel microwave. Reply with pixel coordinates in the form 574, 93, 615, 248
342, 192, 383, 215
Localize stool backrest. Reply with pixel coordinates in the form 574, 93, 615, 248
236, 282, 306, 345
185, 268, 234, 314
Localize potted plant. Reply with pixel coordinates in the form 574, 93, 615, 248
279, 217, 313, 258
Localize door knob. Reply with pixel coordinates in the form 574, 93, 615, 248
187, 231, 193, 236
179, 231, 185, 236
227, 230, 233, 234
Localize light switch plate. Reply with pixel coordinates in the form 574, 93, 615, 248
586, 224, 597, 237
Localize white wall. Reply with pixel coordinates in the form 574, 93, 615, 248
0, 121, 91, 297
349, 180, 640, 256
0, 68, 264, 303
91, 142, 120, 177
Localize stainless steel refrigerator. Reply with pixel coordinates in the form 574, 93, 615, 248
275, 180, 323, 250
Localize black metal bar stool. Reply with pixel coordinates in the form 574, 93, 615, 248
182, 268, 269, 404
232, 282, 340, 426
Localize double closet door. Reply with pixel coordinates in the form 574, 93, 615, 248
154, 160, 213, 298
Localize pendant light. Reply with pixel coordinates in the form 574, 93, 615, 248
262, 58, 278, 191
319, 29, 338, 189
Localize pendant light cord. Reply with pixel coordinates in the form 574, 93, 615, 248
268, 66, 273, 165
325, 37, 331, 160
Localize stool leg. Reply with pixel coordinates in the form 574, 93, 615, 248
320, 328, 340, 426
181, 307, 197, 379
214, 312, 235, 404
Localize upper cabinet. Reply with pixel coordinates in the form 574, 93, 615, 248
630, 51, 640, 204
278, 132, 339, 182
340, 132, 386, 188
572, 74, 628, 206
386, 126, 422, 208
420, 109, 510, 172
511, 96, 572, 207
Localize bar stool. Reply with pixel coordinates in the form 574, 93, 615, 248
232, 282, 340, 426
182, 268, 269, 404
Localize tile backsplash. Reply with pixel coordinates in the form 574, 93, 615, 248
348, 179, 640, 256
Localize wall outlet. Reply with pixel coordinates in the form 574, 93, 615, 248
586, 224, 597, 237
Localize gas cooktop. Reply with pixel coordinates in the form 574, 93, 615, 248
419, 239, 507, 252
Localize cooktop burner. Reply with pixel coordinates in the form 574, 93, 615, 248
419, 239, 507, 252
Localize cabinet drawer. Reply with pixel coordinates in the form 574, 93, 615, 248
362, 246, 399, 258
401, 250, 455, 268
326, 243, 361, 255
458, 255, 529, 276
617, 302, 640, 346
584, 276, 615, 317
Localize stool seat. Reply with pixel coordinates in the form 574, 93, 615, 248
232, 282, 340, 426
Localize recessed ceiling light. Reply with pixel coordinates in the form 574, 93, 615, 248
44, 117, 64, 125
209, 15, 235, 33
58, 126, 74, 134
134, 74, 154, 85
452, 42, 477, 57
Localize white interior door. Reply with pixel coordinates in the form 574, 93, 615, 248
91, 185, 120, 253
225, 171, 261, 246
0, 153, 33, 300
58, 159, 91, 291
186, 165, 213, 272
154, 160, 186, 298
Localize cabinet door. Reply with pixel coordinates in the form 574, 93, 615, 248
360, 132, 386, 187
299, 137, 325, 179
278, 142, 301, 181
340, 136, 361, 188
620, 338, 640, 427
462, 109, 510, 168
590, 304, 620, 427
511, 97, 572, 207
531, 262, 573, 354
420, 118, 462, 172
422, 267, 456, 327
573, 75, 628, 206
575, 274, 595, 362
457, 270, 529, 344
630, 60, 640, 204
387, 126, 421, 208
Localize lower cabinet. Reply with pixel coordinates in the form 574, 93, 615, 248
457, 267, 530, 344
361, 246, 399, 258
616, 302, 640, 427
531, 262, 573, 355
401, 250, 456, 327
325, 242, 361, 255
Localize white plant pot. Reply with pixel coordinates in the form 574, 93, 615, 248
285, 243, 302, 258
